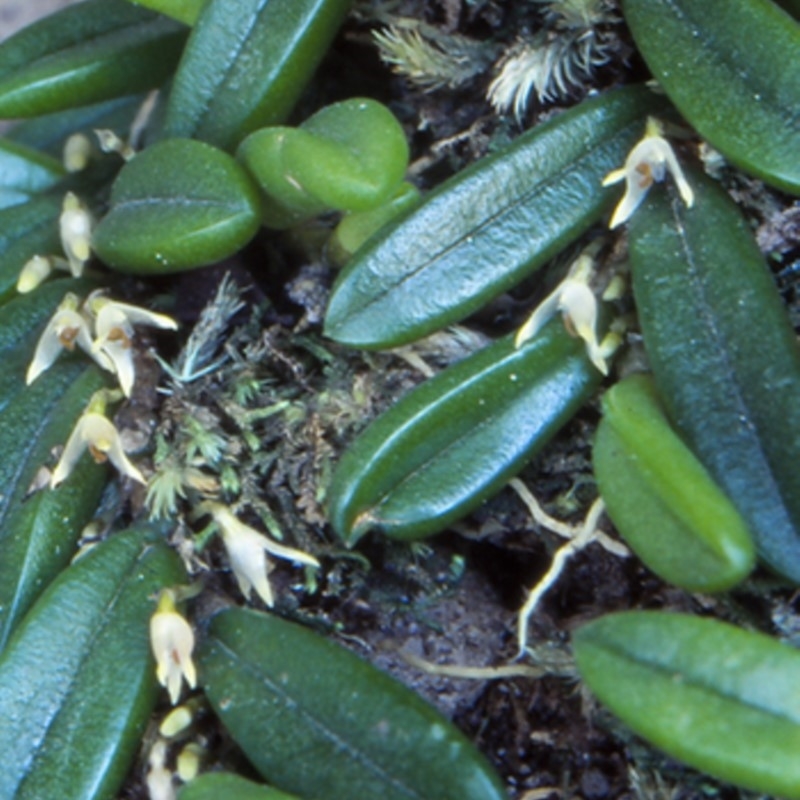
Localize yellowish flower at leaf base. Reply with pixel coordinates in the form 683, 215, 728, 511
59, 192, 93, 277
602, 116, 694, 229
87, 290, 178, 397
26, 292, 106, 385
204, 502, 320, 607
150, 588, 197, 706
63, 133, 93, 173
515, 252, 617, 375
26, 290, 178, 398
50, 391, 145, 488
17, 255, 70, 294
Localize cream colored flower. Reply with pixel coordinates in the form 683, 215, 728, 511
515, 253, 614, 374
150, 589, 197, 705
87, 291, 178, 397
205, 502, 320, 607
26, 293, 97, 385
602, 117, 694, 229
59, 192, 93, 276
17, 255, 59, 294
51, 408, 145, 488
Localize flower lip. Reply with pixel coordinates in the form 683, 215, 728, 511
50, 409, 146, 488
602, 117, 694, 229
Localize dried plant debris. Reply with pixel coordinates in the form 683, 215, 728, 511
488, 0, 621, 119
373, 21, 498, 91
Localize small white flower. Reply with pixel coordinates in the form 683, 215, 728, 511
51, 407, 146, 488
26, 293, 96, 385
63, 133, 93, 173
59, 192, 93, 277
150, 589, 197, 706
17, 255, 60, 294
206, 503, 319, 607
515, 253, 614, 374
87, 292, 178, 397
602, 117, 694, 229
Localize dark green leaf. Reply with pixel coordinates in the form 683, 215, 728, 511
163, 0, 353, 151
93, 138, 262, 273
0, 0, 187, 118
328, 319, 603, 543
0, 195, 64, 304
0, 365, 108, 651
0, 525, 186, 800
0, 140, 65, 210
594, 374, 754, 592
574, 611, 800, 799
200, 607, 507, 800
179, 773, 302, 800
7, 95, 146, 158
324, 85, 663, 349
621, 0, 800, 194
629, 168, 800, 582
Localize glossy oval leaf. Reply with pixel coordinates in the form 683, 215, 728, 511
328, 319, 603, 544
0, 364, 108, 652
163, 0, 353, 151
324, 84, 663, 349
0, 0, 187, 118
0, 139, 65, 210
574, 611, 800, 799
238, 97, 409, 226
200, 607, 507, 800
594, 374, 754, 593
179, 773, 302, 800
621, 0, 800, 194
0, 525, 186, 800
629, 168, 800, 582
93, 138, 263, 273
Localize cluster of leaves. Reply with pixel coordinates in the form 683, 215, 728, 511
0, 0, 798, 799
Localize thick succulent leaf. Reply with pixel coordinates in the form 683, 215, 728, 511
330, 181, 421, 264
0, 364, 108, 651
574, 611, 800, 799
200, 607, 507, 800
238, 97, 409, 226
328, 319, 603, 543
0, 140, 65, 210
93, 138, 262, 273
621, 0, 800, 194
178, 773, 302, 800
0, 0, 187, 118
324, 85, 663, 349
594, 374, 754, 592
162, 0, 353, 151
0, 525, 186, 800
629, 168, 800, 582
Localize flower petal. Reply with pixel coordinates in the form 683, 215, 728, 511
514, 288, 560, 348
